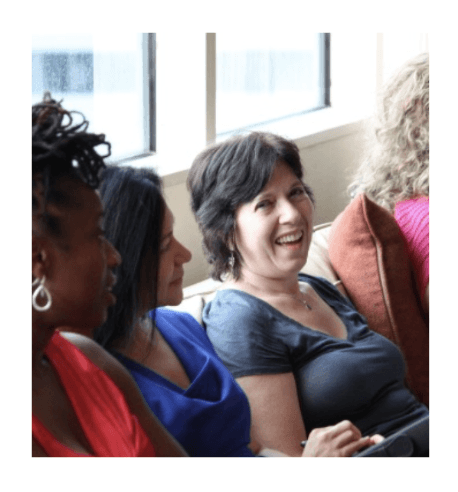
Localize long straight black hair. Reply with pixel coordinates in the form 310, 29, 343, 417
93, 165, 165, 349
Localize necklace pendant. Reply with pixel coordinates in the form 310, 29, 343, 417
295, 295, 312, 310
303, 300, 312, 310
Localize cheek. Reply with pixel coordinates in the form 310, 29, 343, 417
72, 252, 106, 294
237, 225, 274, 260
158, 255, 174, 284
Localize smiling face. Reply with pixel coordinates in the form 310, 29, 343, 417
35, 180, 122, 332
156, 205, 192, 307
234, 162, 314, 283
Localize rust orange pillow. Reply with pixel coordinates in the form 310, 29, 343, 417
328, 194, 429, 406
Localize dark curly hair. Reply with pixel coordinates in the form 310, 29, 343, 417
187, 132, 314, 281
32, 92, 111, 238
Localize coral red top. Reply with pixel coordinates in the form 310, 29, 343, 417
32, 332, 156, 457
394, 197, 429, 300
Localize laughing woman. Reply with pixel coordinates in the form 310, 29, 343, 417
32, 95, 186, 457
187, 132, 429, 457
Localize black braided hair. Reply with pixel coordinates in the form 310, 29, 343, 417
32, 91, 110, 187
32, 92, 111, 237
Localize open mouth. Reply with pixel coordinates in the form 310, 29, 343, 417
275, 231, 303, 246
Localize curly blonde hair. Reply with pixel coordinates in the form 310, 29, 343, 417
349, 52, 429, 212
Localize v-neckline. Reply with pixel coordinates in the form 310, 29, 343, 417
219, 280, 351, 342
115, 325, 193, 392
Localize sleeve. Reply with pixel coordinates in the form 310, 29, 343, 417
203, 294, 292, 379
394, 198, 429, 299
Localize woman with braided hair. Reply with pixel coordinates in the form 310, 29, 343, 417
32, 94, 186, 457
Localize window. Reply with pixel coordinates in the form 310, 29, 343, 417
31, 33, 426, 179
32, 33, 156, 160
215, 33, 330, 136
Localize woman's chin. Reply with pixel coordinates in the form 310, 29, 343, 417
158, 291, 184, 308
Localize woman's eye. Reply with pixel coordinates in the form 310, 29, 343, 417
161, 240, 172, 252
256, 200, 271, 211
291, 187, 306, 197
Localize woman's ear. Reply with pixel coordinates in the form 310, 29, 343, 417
32, 234, 48, 281
227, 226, 237, 251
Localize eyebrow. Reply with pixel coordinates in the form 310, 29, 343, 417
256, 179, 303, 199
162, 231, 173, 242
290, 179, 303, 188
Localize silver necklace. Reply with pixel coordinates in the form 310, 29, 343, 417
276, 287, 312, 310
290, 292, 312, 310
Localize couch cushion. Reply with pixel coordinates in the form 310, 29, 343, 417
173, 290, 217, 325
301, 223, 348, 298
328, 194, 429, 406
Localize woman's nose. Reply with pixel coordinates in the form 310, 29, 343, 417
107, 239, 122, 267
278, 199, 301, 223
176, 239, 192, 264
181, 243, 192, 264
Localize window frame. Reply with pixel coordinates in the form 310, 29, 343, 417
320, 33, 331, 107
32, 33, 157, 163
211, 33, 331, 139
115, 33, 156, 163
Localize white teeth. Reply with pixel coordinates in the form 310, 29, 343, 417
276, 231, 303, 244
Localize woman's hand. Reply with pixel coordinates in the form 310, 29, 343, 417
302, 420, 383, 457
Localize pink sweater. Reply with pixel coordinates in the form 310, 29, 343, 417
394, 197, 429, 299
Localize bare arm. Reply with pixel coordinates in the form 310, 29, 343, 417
61, 332, 187, 457
236, 373, 306, 456
237, 372, 381, 457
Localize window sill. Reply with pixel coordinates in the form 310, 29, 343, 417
118, 106, 371, 188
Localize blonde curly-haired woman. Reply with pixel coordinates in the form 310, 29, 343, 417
349, 53, 429, 312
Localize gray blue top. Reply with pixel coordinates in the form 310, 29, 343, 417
203, 274, 428, 438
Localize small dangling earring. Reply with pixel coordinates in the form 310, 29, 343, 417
32, 276, 52, 312
228, 252, 235, 277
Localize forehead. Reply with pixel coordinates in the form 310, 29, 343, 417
70, 181, 104, 216
162, 205, 174, 232
261, 162, 300, 192
46, 180, 103, 228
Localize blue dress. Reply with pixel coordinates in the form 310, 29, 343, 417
113, 308, 255, 457
203, 274, 429, 438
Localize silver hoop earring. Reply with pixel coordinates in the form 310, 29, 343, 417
32, 276, 52, 312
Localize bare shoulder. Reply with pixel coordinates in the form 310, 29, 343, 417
60, 332, 111, 366
59, 332, 134, 392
